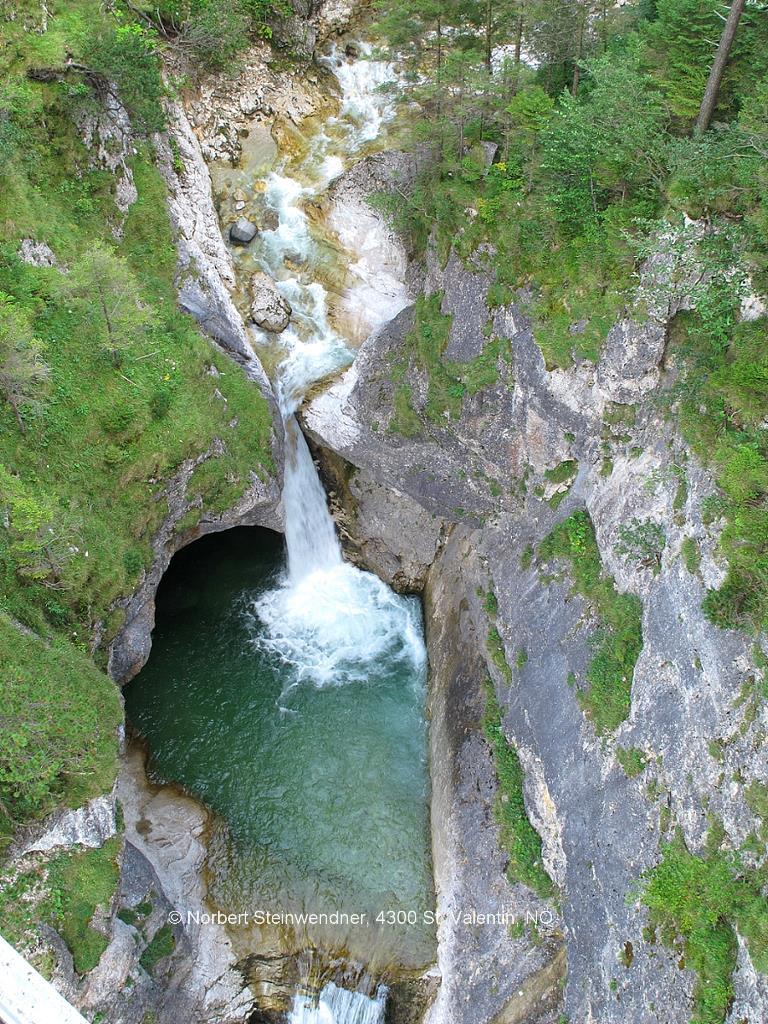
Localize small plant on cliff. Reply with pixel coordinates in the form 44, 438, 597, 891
140, 923, 176, 974
482, 682, 554, 899
616, 517, 667, 575
538, 510, 643, 734
616, 746, 648, 778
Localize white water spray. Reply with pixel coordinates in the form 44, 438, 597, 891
289, 982, 387, 1024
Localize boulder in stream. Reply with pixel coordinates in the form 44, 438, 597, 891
249, 271, 292, 332
229, 217, 258, 245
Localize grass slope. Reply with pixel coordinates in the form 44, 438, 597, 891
0, 0, 275, 841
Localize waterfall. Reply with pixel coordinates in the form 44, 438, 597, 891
282, 417, 342, 582
240, 42, 418, 1022
288, 982, 387, 1024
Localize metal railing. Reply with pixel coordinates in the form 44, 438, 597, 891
0, 934, 88, 1024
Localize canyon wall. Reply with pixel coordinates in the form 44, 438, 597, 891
304, 158, 768, 1024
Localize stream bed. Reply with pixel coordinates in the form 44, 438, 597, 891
124, 38, 436, 1016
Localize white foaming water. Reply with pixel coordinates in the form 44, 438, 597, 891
289, 983, 387, 1024
328, 43, 396, 144
281, 417, 342, 581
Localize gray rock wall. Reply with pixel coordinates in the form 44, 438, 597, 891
304, 221, 768, 1023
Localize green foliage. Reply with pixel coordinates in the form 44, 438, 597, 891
538, 510, 643, 734
135, 0, 292, 72
140, 923, 176, 973
640, 836, 768, 1024
84, 22, 165, 133
615, 517, 666, 574
646, 0, 768, 127
0, 615, 121, 844
62, 242, 157, 367
47, 838, 122, 973
0, 837, 120, 976
0, 293, 49, 431
544, 459, 578, 484
482, 682, 554, 898
0, 0, 275, 845
487, 626, 512, 683
616, 746, 648, 778
179, 0, 250, 71
682, 536, 701, 575
670, 303, 768, 632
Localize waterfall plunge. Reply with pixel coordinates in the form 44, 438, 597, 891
289, 983, 387, 1024
282, 417, 342, 582
244, 44, 423, 1022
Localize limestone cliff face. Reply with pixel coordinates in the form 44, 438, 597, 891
108, 96, 285, 687
304, 167, 768, 1024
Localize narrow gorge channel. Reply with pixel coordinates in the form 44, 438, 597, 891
125, 43, 434, 1023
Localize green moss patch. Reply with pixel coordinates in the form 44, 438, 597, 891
389, 293, 511, 434
538, 510, 643, 734
483, 682, 553, 898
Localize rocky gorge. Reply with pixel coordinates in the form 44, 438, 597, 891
2, 3, 768, 1024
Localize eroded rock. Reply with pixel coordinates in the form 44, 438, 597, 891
249, 271, 292, 332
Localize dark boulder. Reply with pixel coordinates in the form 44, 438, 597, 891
229, 218, 258, 245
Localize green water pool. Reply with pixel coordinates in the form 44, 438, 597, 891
125, 528, 435, 969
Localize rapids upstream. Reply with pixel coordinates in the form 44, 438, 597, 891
125, 42, 435, 1021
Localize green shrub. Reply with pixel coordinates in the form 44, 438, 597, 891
616, 746, 648, 778
539, 510, 643, 733
640, 836, 768, 1024
483, 682, 553, 898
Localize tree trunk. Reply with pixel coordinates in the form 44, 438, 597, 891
510, 11, 524, 96
695, 0, 746, 134
571, 12, 586, 96
485, 0, 493, 75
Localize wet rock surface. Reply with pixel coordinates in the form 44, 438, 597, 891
229, 217, 259, 245
249, 270, 292, 332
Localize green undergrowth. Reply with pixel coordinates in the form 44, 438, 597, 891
0, 615, 122, 844
0, 837, 122, 975
0, 0, 275, 842
670, 303, 768, 633
389, 292, 511, 434
140, 923, 176, 974
482, 682, 554, 898
640, 831, 768, 1024
538, 510, 643, 734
